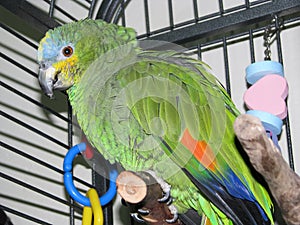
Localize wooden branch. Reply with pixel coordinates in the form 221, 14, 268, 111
116, 171, 183, 225
234, 114, 300, 225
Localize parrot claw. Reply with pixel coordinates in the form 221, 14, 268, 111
166, 204, 179, 223
130, 212, 145, 223
158, 190, 171, 203
166, 212, 179, 223
138, 208, 150, 215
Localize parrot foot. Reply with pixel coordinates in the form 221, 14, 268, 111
145, 170, 172, 203
145, 170, 179, 223
166, 204, 179, 223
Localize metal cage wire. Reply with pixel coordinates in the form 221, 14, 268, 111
1, 0, 300, 224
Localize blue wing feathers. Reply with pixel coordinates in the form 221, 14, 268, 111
185, 165, 270, 224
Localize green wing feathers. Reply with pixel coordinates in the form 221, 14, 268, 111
115, 51, 273, 223
73, 49, 273, 224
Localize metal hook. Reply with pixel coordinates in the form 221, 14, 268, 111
263, 15, 283, 61
263, 16, 276, 61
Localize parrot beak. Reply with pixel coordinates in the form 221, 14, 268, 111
38, 65, 56, 98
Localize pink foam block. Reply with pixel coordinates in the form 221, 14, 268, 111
244, 74, 288, 119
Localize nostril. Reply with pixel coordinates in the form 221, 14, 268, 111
40, 62, 46, 70
40, 61, 49, 70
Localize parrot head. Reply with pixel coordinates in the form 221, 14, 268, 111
37, 19, 137, 98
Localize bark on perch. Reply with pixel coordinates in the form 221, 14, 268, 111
116, 171, 183, 225
234, 114, 300, 225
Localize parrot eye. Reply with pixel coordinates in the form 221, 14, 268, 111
62, 46, 73, 57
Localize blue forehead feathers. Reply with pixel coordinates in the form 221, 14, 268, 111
38, 33, 68, 61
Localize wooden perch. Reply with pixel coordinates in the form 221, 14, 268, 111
116, 171, 183, 225
234, 114, 300, 225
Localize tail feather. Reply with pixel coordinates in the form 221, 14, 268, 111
182, 168, 271, 225
178, 209, 202, 225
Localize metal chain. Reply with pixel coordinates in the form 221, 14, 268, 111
263, 24, 272, 60
263, 15, 284, 61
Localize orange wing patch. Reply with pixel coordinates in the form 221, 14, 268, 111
204, 217, 213, 225
180, 129, 216, 171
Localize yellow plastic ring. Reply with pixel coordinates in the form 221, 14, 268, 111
82, 188, 104, 225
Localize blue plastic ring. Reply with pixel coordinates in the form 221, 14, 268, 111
63, 143, 117, 206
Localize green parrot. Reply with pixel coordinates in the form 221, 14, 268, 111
37, 19, 274, 225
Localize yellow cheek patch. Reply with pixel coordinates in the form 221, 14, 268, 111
53, 55, 78, 75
